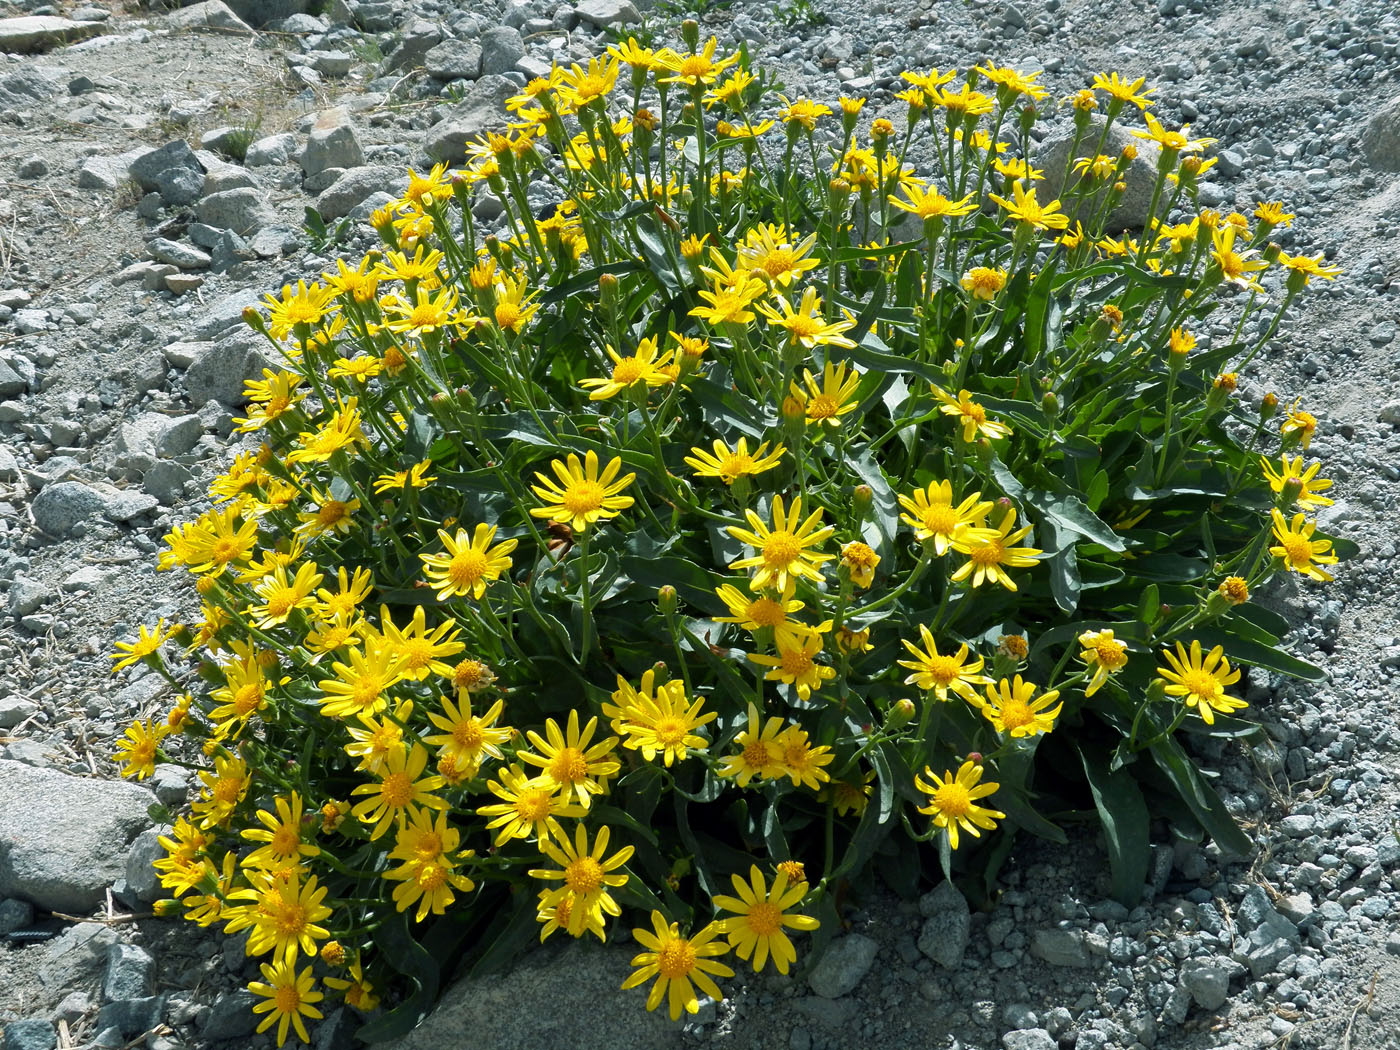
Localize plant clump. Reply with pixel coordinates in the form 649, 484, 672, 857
113, 28, 1350, 1042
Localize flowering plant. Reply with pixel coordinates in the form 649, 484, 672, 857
113, 28, 1351, 1042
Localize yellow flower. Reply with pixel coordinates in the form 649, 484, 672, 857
827, 770, 875, 816
1077, 629, 1129, 697
840, 541, 880, 588
248, 958, 323, 1047
1217, 576, 1249, 605
961, 266, 1007, 300
224, 869, 332, 964
933, 387, 1012, 442
529, 450, 636, 533
690, 273, 766, 326
491, 271, 541, 332
344, 702, 409, 775
976, 676, 1063, 737
1269, 509, 1338, 582
518, 708, 620, 808
735, 223, 822, 287
112, 618, 175, 672
987, 182, 1069, 231
914, 760, 1005, 850
607, 36, 661, 71
1168, 326, 1196, 358
375, 244, 444, 283
250, 562, 324, 628
897, 625, 990, 702
684, 437, 786, 484
714, 580, 816, 645
712, 865, 820, 974
529, 824, 634, 937
556, 54, 619, 108
322, 255, 381, 304
898, 480, 996, 555
192, 753, 251, 829
349, 743, 449, 840
614, 677, 716, 767
380, 285, 471, 337
1260, 455, 1333, 510
1157, 640, 1247, 725
757, 288, 856, 350
716, 702, 791, 787
423, 692, 510, 774
419, 524, 518, 602
383, 809, 476, 922
240, 792, 321, 871
976, 63, 1048, 100
536, 889, 606, 943
320, 640, 406, 720
748, 633, 836, 701
261, 280, 338, 341
951, 508, 1043, 591
235, 370, 306, 432
657, 36, 740, 87
326, 355, 382, 383
323, 955, 379, 1011
114, 717, 169, 780
727, 494, 835, 592
776, 95, 833, 130
1279, 401, 1317, 449
622, 911, 733, 1021
294, 491, 359, 540
285, 399, 367, 466
1276, 250, 1342, 286
776, 725, 834, 790
1133, 111, 1216, 154
887, 182, 977, 221
1090, 71, 1155, 110
1253, 201, 1294, 228
478, 765, 586, 845
789, 360, 864, 427
1209, 226, 1268, 291
373, 460, 437, 494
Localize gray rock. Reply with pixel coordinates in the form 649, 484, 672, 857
196, 188, 275, 235
89, 1028, 122, 1049
385, 18, 442, 72
155, 414, 203, 457
0, 359, 27, 396
149, 766, 189, 808
1361, 94, 1400, 172
13, 308, 54, 334
0, 16, 101, 54
424, 37, 481, 80
1246, 936, 1293, 977
270, 12, 327, 31
1002, 1030, 1056, 1050
183, 329, 274, 406
224, 0, 312, 26
2, 1020, 57, 1050
478, 26, 525, 76
0, 67, 60, 108
917, 881, 971, 968
200, 125, 254, 154
103, 943, 155, 1003
1037, 119, 1164, 230
1215, 148, 1246, 178
248, 223, 303, 258
51, 990, 92, 1024
129, 140, 203, 193
95, 996, 164, 1038
301, 112, 364, 177
163, 0, 253, 32
202, 990, 259, 1040
8, 577, 50, 616
30, 480, 108, 537
143, 460, 192, 505
61, 565, 110, 592
423, 74, 518, 162
308, 49, 353, 75
0, 697, 37, 728
573, 0, 642, 26
314, 164, 401, 220
1030, 928, 1091, 968
1279, 814, 1315, 837
190, 290, 256, 340
155, 165, 205, 206
0, 443, 18, 480
1179, 957, 1230, 1010
17, 155, 48, 178
245, 131, 298, 167
0, 759, 153, 912
0, 897, 35, 935
807, 933, 878, 999
148, 238, 211, 270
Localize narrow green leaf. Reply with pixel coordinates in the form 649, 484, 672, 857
1078, 745, 1150, 907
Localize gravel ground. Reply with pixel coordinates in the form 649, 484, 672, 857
1, 0, 1399, 1048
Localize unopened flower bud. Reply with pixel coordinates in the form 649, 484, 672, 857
598, 272, 619, 310
1217, 575, 1249, 605
1264, 241, 1283, 264
966, 752, 983, 766
1260, 392, 1279, 421
1280, 476, 1305, 505
853, 484, 873, 516
885, 698, 916, 731
1042, 389, 1059, 421
242, 305, 266, 333
152, 898, 183, 918
657, 585, 678, 616
781, 394, 805, 421
681, 18, 699, 50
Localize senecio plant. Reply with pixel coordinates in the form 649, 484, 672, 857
111, 26, 1351, 1042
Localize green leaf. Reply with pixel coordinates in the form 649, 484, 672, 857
1078, 745, 1150, 907
847, 443, 898, 557
1147, 735, 1252, 858
1188, 626, 1326, 682
356, 913, 439, 1043
1033, 491, 1127, 552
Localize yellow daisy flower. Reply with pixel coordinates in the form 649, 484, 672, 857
1269, 509, 1338, 582
788, 360, 864, 428
684, 437, 786, 485
950, 508, 1043, 591
897, 625, 991, 702
712, 865, 820, 975
975, 676, 1063, 737
914, 760, 1005, 850
933, 387, 1012, 442
727, 494, 835, 592
1077, 629, 1129, 697
530, 450, 636, 533
1157, 640, 1247, 725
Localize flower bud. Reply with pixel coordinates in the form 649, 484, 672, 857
781, 394, 805, 421
966, 751, 983, 766
1280, 475, 1304, 506
1264, 241, 1283, 264
241, 305, 266, 333
598, 272, 619, 310
1260, 392, 1279, 421
681, 18, 699, 50
152, 898, 183, 918
885, 698, 916, 731
320, 940, 347, 967
853, 484, 874, 516
657, 585, 678, 616
1217, 575, 1249, 605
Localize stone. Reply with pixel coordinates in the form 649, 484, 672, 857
245, 131, 298, 167
0, 759, 153, 912
0, 67, 60, 108
51, 991, 92, 1023
183, 330, 274, 406
1215, 148, 1246, 177
0, 444, 18, 480
308, 49, 353, 75
124, 828, 167, 904
1279, 814, 1316, 837
0, 897, 35, 935
380, 943, 675, 1050
129, 140, 203, 193
423, 75, 518, 162
1361, 94, 1400, 172
103, 943, 155, 1003
76, 149, 151, 191
1180, 957, 1230, 1010
30, 480, 108, 537
1002, 1030, 1057, 1050
0, 16, 101, 54
8, 577, 48, 617
95, 996, 165, 1038
196, 188, 276, 235
148, 238, 211, 270
190, 290, 257, 340
1030, 928, 1091, 968
155, 165, 205, 206
163, 0, 253, 32
314, 164, 401, 220
424, 37, 481, 80
2, 1020, 57, 1050
0, 697, 37, 728
917, 881, 971, 968
301, 111, 364, 177
165, 273, 206, 295
149, 766, 189, 808
478, 26, 525, 76
202, 990, 259, 1040
223, 0, 312, 27
0, 359, 27, 396
573, 0, 642, 27
1245, 936, 1293, 978
143, 460, 192, 504
385, 18, 442, 72
807, 933, 878, 999
154, 414, 203, 457
17, 155, 48, 178
1037, 119, 1164, 230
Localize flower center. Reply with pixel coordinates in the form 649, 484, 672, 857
1095, 641, 1127, 669
414, 831, 443, 861
719, 452, 754, 478
272, 899, 307, 936
210, 538, 243, 564
233, 683, 264, 716
564, 856, 604, 896
806, 394, 839, 418
453, 660, 488, 690
741, 740, 771, 769
516, 787, 553, 822
677, 56, 710, 79
270, 826, 300, 856
653, 717, 687, 746
401, 638, 433, 671
920, 504, 959, 535
264, 589, 296, 618
452, 719, 484, 751
548, 746, 589, 784
417, 862, 448, 892
495, 303, 522, 330
970, 539, 1006, 567
1180, 669, 1224, 703
961, 403, 987, 424
998, 701, 1033, 730
562, 481, 605, 516
922, 654, 961, 685
758, 249, 795, 279
1280, 534, 1311, 565
611, 358, 645, 385
746, 901, 783, 937
213, 777, 244, 804
746, 598, 786, 628
780, 647, 813, 676
380, 771, 414, 808
933, 782, 972, 818
762, 531, 801, 569
448, 549, 489, 586
351, 674, 386, 711
317, 502, 349, 527
274, 984, 302, 1014
656, 938, 697, 979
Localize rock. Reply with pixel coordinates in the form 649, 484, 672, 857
8, 577, 49, 617
0, 16, 102, 54
129, 140, 203, 193
0, 897, 34, 935
573, 0, 642, 26
423, 74, 518, 162
190, 290, 256, 340
314, 164, 400, 220
0, 359, 27, 396
17, 155, 48, 178
1245, 937, 1293, 978
103, 943, 155, 1003
163, 0, 254, 33
269, 12, 326, 31
196, 188, 276, 235
0, 67, 60, 107
124, 828, 167, 903
0, 444, 18, 480
1279, 814, 1315, 837
155, 414, 203, 457
1215, 148, 1246, 178
155, 165, 205, 207
200, 125, 254, 154
301, 112, 364, 177
61, 565, 110, 592
76, 148, 154, 191
478, 26, 525, 76
380, 943, 675, 1050
0, 697, 37, 728
1037, 119, 1164, 230
0, 759, 153, 912
807, 933, 878, 998
1002, 1031, 1057, 1050
917, 881, 971, 968
95, 996, 165, 1038
223, 0, 312, 27
183, 331, 274, 406
51, 990, 92, 1024
30, 480, 108, 537
1180, 957, 1230, 1010
144, 460, 192, 504
202, 990, 260, 1040
1361, 94, 1400, 172
1030, 928, 1091, 968
424, 37, 481, 80
245, 131, 298, 167
385, 18, 442, 72
308, 49, 353, 76
148, 238, 211, 270
2, 1020, 57, 1050
165, 273, 206, 295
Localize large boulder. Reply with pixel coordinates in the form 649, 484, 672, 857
423, 75, 517, 162
0, 16, 102, 54
314, 164, 402, 220
0, 760, 153, 912
162, 0, 253, 33
1361, 93, 1400, 172
1035, 118, 1165, 231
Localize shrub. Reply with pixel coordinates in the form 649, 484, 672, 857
113, 29, 1352, 1042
